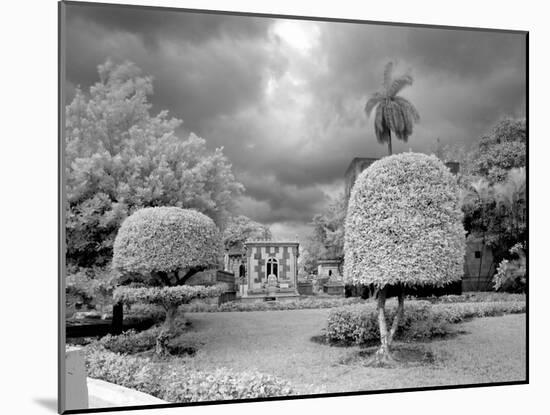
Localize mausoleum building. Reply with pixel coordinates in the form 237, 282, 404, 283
242, 240, 300, 299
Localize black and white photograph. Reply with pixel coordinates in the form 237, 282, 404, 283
58, 1, 527, 412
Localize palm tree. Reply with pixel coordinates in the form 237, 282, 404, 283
365, 62, 420, 155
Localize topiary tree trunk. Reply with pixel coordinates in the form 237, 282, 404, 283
163, 305, 179, 333
368, 284, 404, 366
114, 284, 225, 356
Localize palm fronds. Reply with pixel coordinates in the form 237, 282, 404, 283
365, 62, 420, 152
387, 72, 413, 97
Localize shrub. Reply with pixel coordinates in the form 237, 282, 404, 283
125, 303, 166, 322
98, 326, 201, 356
326, 300, 526, 346
85, 346, 146, 388
99, 328, 162, 354
493, 243, 527, 293
162, 368, 293, 402
66, 267, 116, 313
113, 207, 221, 277
326, 301, 448, 345
84, 347, 294, 402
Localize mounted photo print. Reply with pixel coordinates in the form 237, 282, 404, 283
58, 1, 528, 413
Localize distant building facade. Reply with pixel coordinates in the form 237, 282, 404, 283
242, 240, 300, 299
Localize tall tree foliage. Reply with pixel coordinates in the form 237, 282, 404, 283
470, 118, 526, 183
461, 118, 527, 283
222, 215, 272, 252
65, 60, 244, 268
299, 196, 346, 276
310, 196, 346, 261
364, 62, 420, 155
462, 167, 526, 264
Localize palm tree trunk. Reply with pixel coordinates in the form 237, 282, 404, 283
388, 131, 393, 155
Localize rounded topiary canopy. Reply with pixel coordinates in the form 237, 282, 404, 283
113, 207, 221, 275
344, 153, 465, 288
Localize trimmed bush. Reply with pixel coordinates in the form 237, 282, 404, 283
344, 153, 466, 288
113, 207, 221, 277
114, 285, 226, 309
85, 347, 294, 402
326, 300, 526, 346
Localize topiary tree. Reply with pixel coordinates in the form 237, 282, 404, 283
112, 207, 224, 342
344, 153, 465, 365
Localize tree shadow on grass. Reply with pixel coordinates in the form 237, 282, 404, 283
311, 328, 470, 349
338, 344, 440, 368
312, 330, 470, 369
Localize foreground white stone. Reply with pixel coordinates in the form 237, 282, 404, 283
87, 377, 168, 408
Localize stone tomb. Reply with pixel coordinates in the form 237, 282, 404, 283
317, 259, 342, 279
243, 240, 299, 299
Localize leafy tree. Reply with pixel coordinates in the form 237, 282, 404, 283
113, 207, 224, 339
344, 153, 465, 364
310, 195, 346, 261
65, 59, 244, 268
298, 237, 324, 277
470, 118, 526, 183
462, 167, 526, 268
299, 196, 346, 277
364, 62, 420, 155
222, 215, 272, 252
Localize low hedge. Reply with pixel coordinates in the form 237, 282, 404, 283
85, 347, 294, 402
326, 300, 526, 346
423, 292, 526, 304
179, 293, 525, 313
184, 297, 365, 313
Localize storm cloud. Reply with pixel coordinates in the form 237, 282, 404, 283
64, 3, 526, 239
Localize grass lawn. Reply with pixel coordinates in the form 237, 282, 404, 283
180, 309, 526, 394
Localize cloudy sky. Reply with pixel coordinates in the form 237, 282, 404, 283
64, 3, 526, 240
